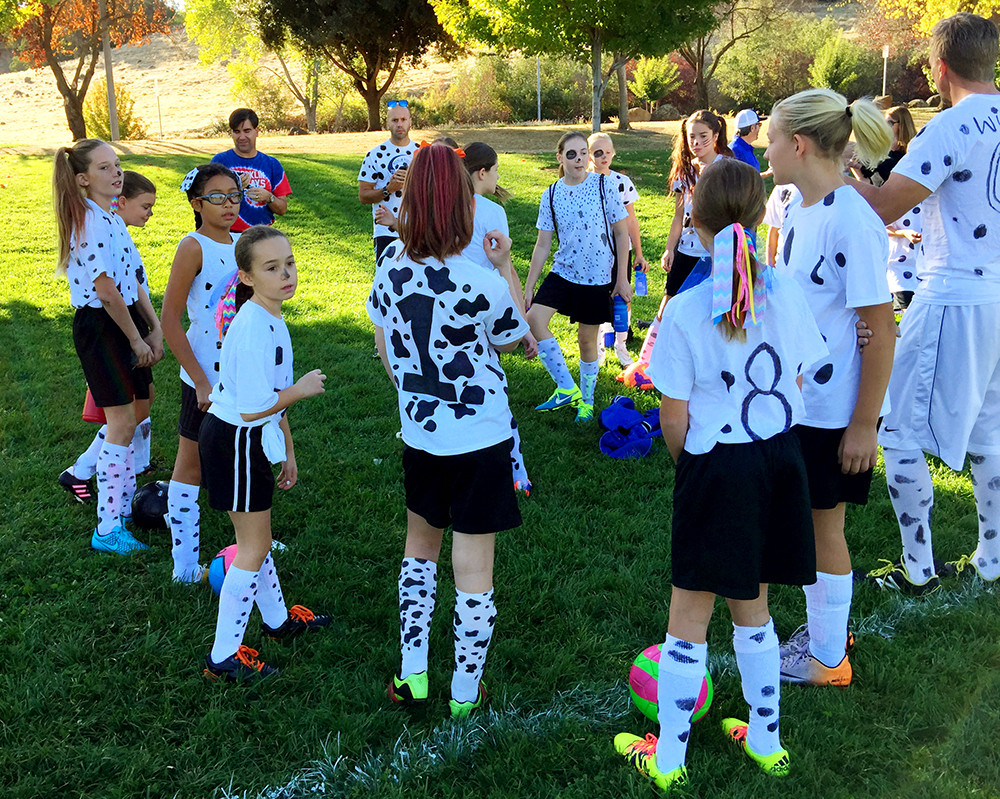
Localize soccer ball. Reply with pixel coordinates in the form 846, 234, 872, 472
629, 643, 713, 724
208, 544, 238, 596
131, 480, 169, 529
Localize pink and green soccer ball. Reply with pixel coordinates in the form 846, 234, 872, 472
208, 544, 238, 596
629, 643, 713, 724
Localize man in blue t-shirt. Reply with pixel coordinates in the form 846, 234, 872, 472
730, 109, 765, 170
212, 108, 292, 232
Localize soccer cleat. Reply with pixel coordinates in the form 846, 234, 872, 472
780, 646, 852, 687
91, 525, 149, 555
203, 645, 278, 683
450, 682, 487, 719
721, 718, 790, 777
172, 564, 208, 585
574, 402, 595, 423
613, 732, 688, 790
778, 623, 856, 661
261, 605, 332, 642
535, 386, 582, 412
59, 470, 93, 504
388, 671, 428, 705
856, 558, 940, 595
941, 553, 999, 582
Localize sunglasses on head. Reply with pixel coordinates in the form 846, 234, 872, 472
387, 100, 409, 108
196, 191, 242, 206
563, 148, 587, 162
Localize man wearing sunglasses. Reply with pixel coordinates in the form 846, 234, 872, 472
211, 107, 292, 232
358, 100, 418, 261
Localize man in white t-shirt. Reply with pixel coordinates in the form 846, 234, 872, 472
852, 12, 1000, 591
357, 101, 419, 263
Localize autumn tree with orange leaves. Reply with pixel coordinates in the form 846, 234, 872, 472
4, 0, 173, 140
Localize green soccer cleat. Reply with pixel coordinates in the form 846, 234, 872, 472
574, 402, 594, 423
614, 732, 688, 790
721, 718, 790, 776
535, 386, 582, 412
388, 671, 428, 705
449, 683, 486, 719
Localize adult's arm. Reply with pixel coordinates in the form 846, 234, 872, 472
849, 173, 932, 226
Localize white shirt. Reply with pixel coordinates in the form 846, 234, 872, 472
893, 93, 1000, 304
536, 171, 628, 285
366, 251, 529, 455
67, 199, 138, 308
887, 206, 922, 294
763, 183, 801, 229
674, 154, 725, 257
781, 185, 891, 428
357, 139, 419, 239
606, 170, 639, 252
647, 272, 828, 454
466, 195, 510, 271
208, 300, 293, 428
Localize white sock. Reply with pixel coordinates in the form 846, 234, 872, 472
133, 417, 151, 473
614, 330, 633, 363
255, 553, 288, 628
210, 565, 258, 664
508, 416, 530, 490
168, 480, 201, 580
884, 448, 936, 583
72, 425, 106, 480
451, 587, 495, 703
970, 453, 1000, 580
733, 620, 782, 757
654, 634, 707, 773
579, 359, 599, 404
96, 441, 129, 536
121, 444, 136, 520
537, 337, 576, 391
399, 557, 438, 678
804, 571, 852, 667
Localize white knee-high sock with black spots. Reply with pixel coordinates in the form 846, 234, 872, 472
120, 444, 136, 520
399, 557, 438, 678
96, 441, 129, 536
168, 480, 202, 580
654, 634, 707, 774
72, 425, 106, 480
803, 571, 852, 667
537, 337, 576, 391
579, 359, 599, 404
884, 448, 936, 583
508, 416, 530, 490
451, 587, 495, 703
210, 565, 258, 663
254, 553, 288, 628
132, 417, 151, 473
733, 619, 782, 757
969, 453, 1000, 580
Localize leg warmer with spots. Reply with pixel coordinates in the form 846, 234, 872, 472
72, 425, 106, 481
803, 571, 852, 667
254, 553, 288, 629
168, 480, 202, 581
96, 441, 129, 536
884, 448, 936, 583
733, 619, 782, 757
969, 453, 1000, 580
508, 416, 530, 490
133, 416, 152, 473
398, 557, 438, 679
120, 444, 136, 520
579, 358, 599, 405
654, 634, 707, 774
210, 565, 258, 664
537, 337, 576, 392
451, 587, 495, 704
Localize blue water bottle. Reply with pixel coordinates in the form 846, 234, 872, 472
613, 296, 629, 333
635, 267, 647, 296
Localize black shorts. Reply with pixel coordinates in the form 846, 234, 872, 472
793, 425, 874, 509
671, 431, 816, 600
129, 305, 152, 401
73, 305, 149, 407
199, 415, 275, 512
532, 272, 613, 326
403, 439, 522, 534
178, 383, 208, 442
892, 291, 914, 312
665, 250, 702, 296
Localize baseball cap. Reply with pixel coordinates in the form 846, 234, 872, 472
735, 109, 766, 128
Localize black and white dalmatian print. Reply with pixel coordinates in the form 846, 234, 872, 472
451, 587, 495, 702
887, 205, 922, 294
358, 139, 419, 239
398, 557, 437, 677
67, 200, 139, 308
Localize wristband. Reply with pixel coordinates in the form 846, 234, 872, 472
382, 188, 390, 200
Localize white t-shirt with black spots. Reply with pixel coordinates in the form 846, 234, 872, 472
893, 93, 1000, 305
763, 184, 801, 229
366, 252, 529, 456
647, 271, 828, 455
673, 154, 726, 257
358, 139, 419, 239
781, 185, 891, 428
208, 300, 293, 428
535, 171, 628, 285
887, 206, 922, 294
606, 169, 638, 251
178, 231, 239, 390
467, 194, 510, 272
67, 199, 137, 308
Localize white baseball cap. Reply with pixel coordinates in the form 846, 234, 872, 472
735, 109, 765, 128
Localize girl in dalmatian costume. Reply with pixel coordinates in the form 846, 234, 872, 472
615, 159, 827, 789
53, 140, 163, 555
161, 164, 242, 583
201, 226, 330, 683
368, 143, 529, 717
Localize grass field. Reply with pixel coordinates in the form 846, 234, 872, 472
1, 144, 999, 799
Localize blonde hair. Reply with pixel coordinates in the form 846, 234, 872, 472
885, 105, 917, 151
586, 133, 614, 173
771, 88, 892, 169
52, 139, 108, 276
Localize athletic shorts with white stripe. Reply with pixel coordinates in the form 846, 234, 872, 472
199, 414, 275, 512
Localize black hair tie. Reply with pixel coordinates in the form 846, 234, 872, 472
846, 105, 853, 118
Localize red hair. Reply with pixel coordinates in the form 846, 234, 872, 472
398, 144, 474, 264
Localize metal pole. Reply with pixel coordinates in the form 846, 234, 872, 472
97, 0, 119, 141
882, 44, 890, 97
155, 76, 162, 138
536, 56, 541, 122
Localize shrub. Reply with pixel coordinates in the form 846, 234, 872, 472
316, 93, 369, 132
662, 53, 699, 114
628, 56, 681, 112
83, 80, 149, 140
809, 34, 881, 100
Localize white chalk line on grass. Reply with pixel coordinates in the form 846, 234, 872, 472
218, 581, 996, 799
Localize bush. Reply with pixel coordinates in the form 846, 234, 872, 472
232, 72, 294, 130
316, 93, 369, 133
662, 53, 700, 115
628, 55, 681, 112
83, 80, 149, 140
809, 34, 881, 100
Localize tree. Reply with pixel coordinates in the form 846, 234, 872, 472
876, 0, 1000, 36
677, 0, 791, 111
4, 0, 172, 140
432, 0, 716, 132
255, 0, 458, 131
628, 55, 681, 112
809, 33, 881, 100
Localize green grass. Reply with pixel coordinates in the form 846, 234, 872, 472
1, 146, 998, 799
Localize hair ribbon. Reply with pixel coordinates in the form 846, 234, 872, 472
417, 140, 465, 157
710, 223, 768, 328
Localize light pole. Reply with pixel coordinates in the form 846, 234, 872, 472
882, 44, 890, 97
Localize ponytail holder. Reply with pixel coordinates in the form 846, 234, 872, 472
845, 104, 853, 118
179, 167, 200, 192
417, 140, 466, 157
710, 223, 768, 328
418, 140, 431, 149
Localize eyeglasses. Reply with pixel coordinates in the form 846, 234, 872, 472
387, 100, 409, 108
563, 148, 587, 161
196, 191, 242, 206
591, 148, 610, 159
888, 119, 900, 126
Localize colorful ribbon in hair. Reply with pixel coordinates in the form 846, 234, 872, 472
212, 269, 239, 340
710, 223, 768, 328
417, 140, 466, 157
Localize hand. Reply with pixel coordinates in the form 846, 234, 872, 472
522, 331, 538, 360
295, 368, 326, 400
661, 248, 674, 273
195, 380, 213, 412
760, 166, 774, 179
613, 281, 633, 303
130, 337, 154, 368
634, 255, 649, 273
374, 203, 397, 229
855, 319, 873, 349
838, 421, 878, 475
483, 229, 512, 269
386, 168, 407, 193
524, 286, 534, 310
239, 173, 252, 190
277, 454, 298, 490
144, 327, 165, 364
247, 186, 272, 204
902, 229, 922, 245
